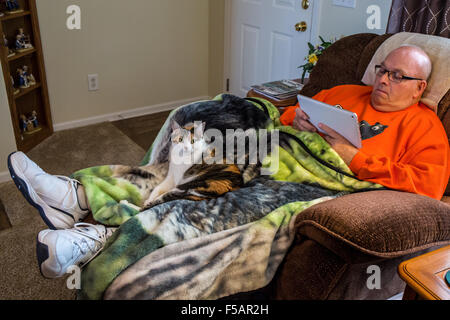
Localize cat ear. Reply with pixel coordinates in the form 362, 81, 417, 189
194, 121, 206, 137
171, 120, 181, 132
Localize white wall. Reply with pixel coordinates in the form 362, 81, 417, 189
316, 0, 392, 43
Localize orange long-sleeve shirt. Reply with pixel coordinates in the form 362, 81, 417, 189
280, 85, 450, 200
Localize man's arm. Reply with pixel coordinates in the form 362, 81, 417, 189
349, 135, 449, 200
319, 122, 449, 200
318, 123, 359, 166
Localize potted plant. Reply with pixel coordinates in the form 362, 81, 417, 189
298, 36, 334, 83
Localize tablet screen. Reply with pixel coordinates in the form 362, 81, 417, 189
297, 95, 362, 148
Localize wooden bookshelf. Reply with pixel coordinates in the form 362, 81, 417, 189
0, 0, 53, 152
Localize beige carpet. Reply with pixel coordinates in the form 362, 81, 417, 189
0, 122, 146, 300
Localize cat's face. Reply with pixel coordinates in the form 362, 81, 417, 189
170, 121, 208, 165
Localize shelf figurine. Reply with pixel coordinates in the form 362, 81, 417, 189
5, 0, 23, 14
10, 75, 19, 94
29, 110, 39, 128
15, 28, 33, 52
19, 114, 28, 132
17, 68, 29, 89
20, 111, 42, 135
3, 33, 14, 57
22, 65, 36, 86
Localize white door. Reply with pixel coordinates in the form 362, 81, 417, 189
227, 0, 319, 97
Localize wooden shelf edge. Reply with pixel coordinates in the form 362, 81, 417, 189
0, 11, 31, 22
8, 48, 36, 61
13, 82, 41, 98
17, 125, 52, 152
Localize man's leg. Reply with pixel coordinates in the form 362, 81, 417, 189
7, 152, 119, 277
8, 151, 90, 229
37, 223, 116, 278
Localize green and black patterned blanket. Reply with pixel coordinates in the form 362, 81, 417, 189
73, 94, 382, 300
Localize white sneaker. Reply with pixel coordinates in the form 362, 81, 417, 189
36, 223, 116, 278
8, 151, 89, 230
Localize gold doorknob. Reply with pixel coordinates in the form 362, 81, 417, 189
295, 21, 307, 32
302, 0, 310, 9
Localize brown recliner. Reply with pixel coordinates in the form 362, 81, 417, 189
240, 33, 450, 300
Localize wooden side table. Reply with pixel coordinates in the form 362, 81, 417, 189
246, 79, 308, 113
398, 245, 450, 300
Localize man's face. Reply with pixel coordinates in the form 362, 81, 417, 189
371, 49, 426, 112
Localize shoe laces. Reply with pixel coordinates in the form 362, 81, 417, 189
69, 223, 115, 268
55, 176, 89, 212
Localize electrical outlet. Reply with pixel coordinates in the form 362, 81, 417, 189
88, 74, 99, 91
333, 0, 356, 9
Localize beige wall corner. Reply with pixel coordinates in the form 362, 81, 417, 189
0, 63, 18, 173
208, 0, 225, 98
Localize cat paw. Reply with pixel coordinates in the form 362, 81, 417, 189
145, 187, 166, 206
142, 197, 164, 210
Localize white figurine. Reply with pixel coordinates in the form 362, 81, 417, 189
5, 0, 23, 14
15, 28, 33, 52
29, 110, 39, 128
17, 68, 29, 89
2, 33, 15, 58
22, 65, 36, 86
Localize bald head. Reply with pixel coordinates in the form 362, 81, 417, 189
371, 45, 431, 112
387, 45, 432, 80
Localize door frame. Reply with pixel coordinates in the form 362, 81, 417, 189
223, 0, 322, 93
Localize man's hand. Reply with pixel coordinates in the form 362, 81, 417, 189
318, 123, 359, 166
293, 108, 317, 132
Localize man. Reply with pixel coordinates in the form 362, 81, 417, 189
280, 45, 449, 201
8, 45, 449, 279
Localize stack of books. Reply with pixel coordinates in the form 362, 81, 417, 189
251, 79, 304, 100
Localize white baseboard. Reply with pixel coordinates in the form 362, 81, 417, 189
0, 170, 11, 183
53, 95, 211, 132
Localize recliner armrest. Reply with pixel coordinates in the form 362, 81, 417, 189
295, 190, 450, 263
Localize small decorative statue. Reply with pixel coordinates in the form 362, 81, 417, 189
26, 118, 34, 132
29, 110, 38, 128
15, 28, 33, 52
20, 111, 41, 134
17, 68, 29, 89
22, 65, 36, 86
3, 33, 15, 57
19, 114, 28, 132
14, 34, 25, 51
5, 0, 22, 14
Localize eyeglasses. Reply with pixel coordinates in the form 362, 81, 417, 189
374, 65, 423, 83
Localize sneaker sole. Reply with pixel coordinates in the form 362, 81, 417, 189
36, 233, 49, 278
36, 230, 67, 279
8, 152, 61, 230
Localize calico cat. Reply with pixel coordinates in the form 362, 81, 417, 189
142, 120, 244, 209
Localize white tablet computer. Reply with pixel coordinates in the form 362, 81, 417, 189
297, 94, 362, 149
